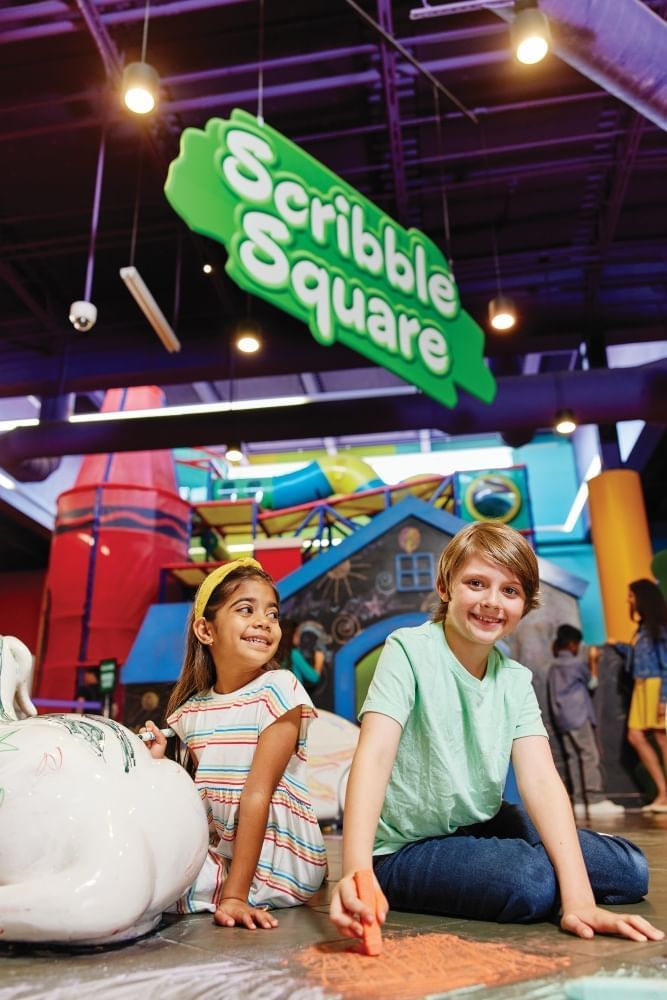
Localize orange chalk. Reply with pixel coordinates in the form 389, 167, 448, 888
354, 869, 383, 957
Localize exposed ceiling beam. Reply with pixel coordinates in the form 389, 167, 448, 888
376, 0, 409, 224
1, 365, 665, 475
493, 0, 667, 132
2, 323, 667, 400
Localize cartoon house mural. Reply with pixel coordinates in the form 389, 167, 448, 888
277, 496, 587, 722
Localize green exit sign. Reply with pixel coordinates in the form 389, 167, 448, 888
99, 658, 117, 693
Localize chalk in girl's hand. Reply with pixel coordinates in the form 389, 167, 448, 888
140, 727, 175, 742
354, 869, 383, 957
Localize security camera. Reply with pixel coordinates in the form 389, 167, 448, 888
69, 300, 97, 332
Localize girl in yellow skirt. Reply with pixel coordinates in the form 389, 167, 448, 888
614, 579, 667, 813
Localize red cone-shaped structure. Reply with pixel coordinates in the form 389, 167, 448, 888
36, 387, 191, 703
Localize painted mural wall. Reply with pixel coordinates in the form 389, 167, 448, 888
280, 514, 449, 713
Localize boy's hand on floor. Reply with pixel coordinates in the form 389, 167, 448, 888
561, 905, 664, 941
214, 897, 278, 930
330, 872, 388, 939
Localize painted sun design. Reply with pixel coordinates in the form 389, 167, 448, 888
315, 558, 371, 604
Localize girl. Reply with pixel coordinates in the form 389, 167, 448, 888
615, 579, 667, 813
330, 523, 663, 944
145, 557, 327, 930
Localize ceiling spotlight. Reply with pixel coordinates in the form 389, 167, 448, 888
122, 61, 160, 114
202, 263, 213, 274
554, 409, 577, 435
236, 333, 261, 354
511, 2, 551, 65
234, 315, 262, 354
225, 444, 244, 464
488, 296, 517, 332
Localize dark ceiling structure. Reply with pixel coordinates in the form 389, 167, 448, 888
1, 0, 666, 567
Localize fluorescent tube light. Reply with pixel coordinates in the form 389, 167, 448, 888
69, 395, 309, 424
0, 418, 39, 432
538, 454, 602, 534
120, 265, 181, 353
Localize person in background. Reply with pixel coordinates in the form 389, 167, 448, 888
547, 624, 623, 819
280, 620, 325, 691
75, 668, 102, 713
612, 579, 667, 814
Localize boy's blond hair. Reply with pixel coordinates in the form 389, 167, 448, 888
433, 521, 541, 624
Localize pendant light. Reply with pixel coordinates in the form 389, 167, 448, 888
122, 1, 159, 115
512, 1, 551, 66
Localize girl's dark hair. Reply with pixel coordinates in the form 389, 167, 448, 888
275, 618, 297, 669
629, 578, 667, 640
165, 565, 280, 719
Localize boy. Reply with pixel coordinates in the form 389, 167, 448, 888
548, 624, 623, 819
330, 522, 661, 943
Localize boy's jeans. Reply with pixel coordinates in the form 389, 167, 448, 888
373, 802, 648, 923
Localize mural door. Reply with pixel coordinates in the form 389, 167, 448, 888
333, 613, 428, 721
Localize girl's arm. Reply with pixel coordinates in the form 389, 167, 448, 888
215, 705, 302, 930
512, 736, 663, 942
329, 711, 401, 938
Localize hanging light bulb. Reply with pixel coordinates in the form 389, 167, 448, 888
122, 1, 159, 114
554, 409, 577, 435
234, 316, 262, 354
122, 62, 160, 114
225, 444, 244, 464
488, 295, 517, 332
511, 2, 551, 65
236, 334, 261, 354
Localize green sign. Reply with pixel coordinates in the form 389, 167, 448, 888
99, 658, 117, 694
165, 108, 496, 408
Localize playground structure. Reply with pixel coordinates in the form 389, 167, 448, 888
177, 449, 457, 563
175, 447, 534, 564
32, 388, 534, 717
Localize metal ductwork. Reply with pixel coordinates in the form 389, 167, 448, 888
6, 394, 74, 482
0, 364, 664, 479
495, 0, 667, 131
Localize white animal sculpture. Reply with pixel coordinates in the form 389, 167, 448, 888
0, 636, 209, 945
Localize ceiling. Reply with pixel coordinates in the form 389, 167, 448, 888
1, 0, 666, 567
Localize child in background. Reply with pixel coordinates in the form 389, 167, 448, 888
547, 624, 623, 819
280, 620, 325, 690
615, 579, 667, 813
330, 522, 662, 944
145, 558, 327, 929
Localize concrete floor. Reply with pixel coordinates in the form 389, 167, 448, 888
1, 813, 666, 1000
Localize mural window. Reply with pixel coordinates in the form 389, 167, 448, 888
395, 552, 435, 592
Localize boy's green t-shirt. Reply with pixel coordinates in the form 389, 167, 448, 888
360, 620, 547, 855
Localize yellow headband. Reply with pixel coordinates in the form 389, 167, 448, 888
194, 558, 264, 620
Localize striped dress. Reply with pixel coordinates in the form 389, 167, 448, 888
167, 669, 327, 912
